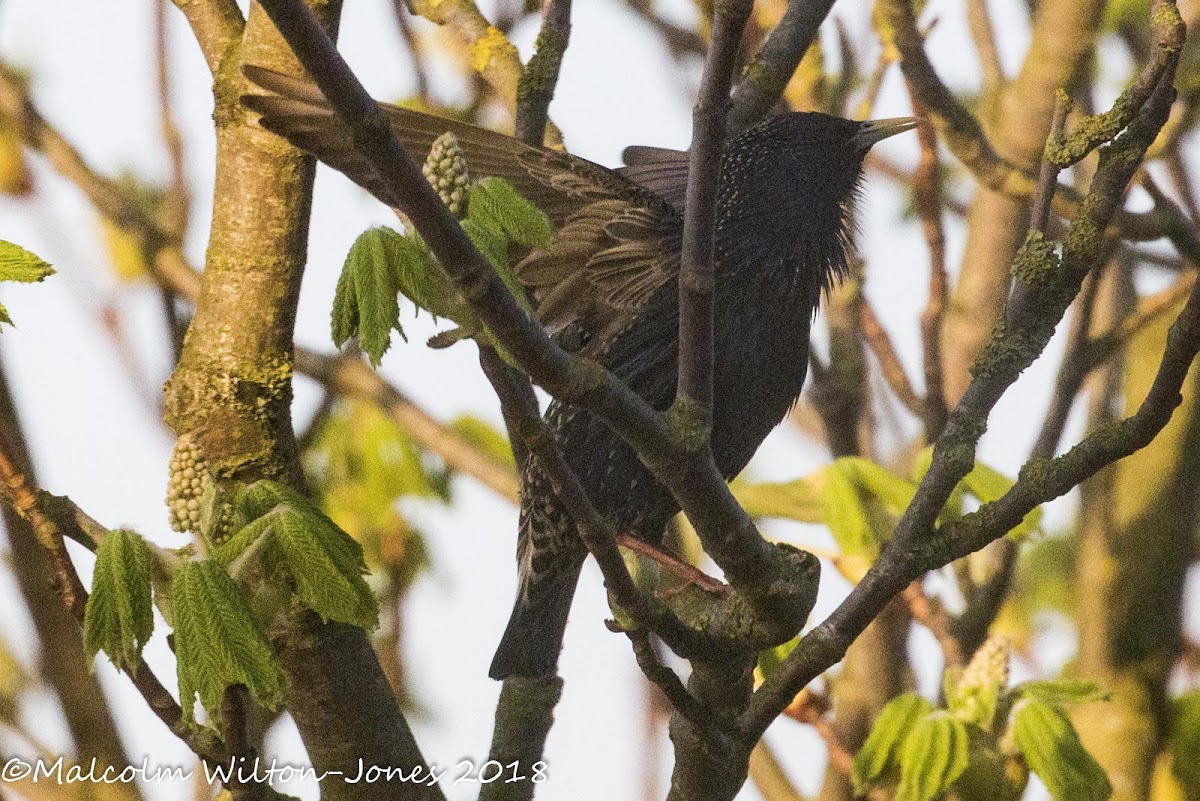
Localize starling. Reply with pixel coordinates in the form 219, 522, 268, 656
243, 67, 917, 679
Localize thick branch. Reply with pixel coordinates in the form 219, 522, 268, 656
169, 0, 246, 74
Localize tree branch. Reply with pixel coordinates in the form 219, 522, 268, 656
727, 0, 839, 135
677, 0, 752, 428
476, 347, 734, 662
169, 0, 246, 75
514, 0, 571, 146
0, 444, 229, 769
742, 42, 1182, 740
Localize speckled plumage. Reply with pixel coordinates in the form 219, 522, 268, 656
242, 68, 914, 679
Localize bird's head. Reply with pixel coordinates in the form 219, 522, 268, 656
716, 112, 919, 297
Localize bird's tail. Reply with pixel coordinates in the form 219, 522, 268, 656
488, 561, 584, 680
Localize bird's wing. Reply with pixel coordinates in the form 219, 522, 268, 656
618, 145, 691, 214
243, 66, 661, 225
243, 66, 684, 346
516, 200, 680, 353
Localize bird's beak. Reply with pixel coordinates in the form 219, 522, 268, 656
852, 117, 923, 150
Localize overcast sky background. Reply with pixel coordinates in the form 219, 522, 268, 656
0, 0, 1195, 799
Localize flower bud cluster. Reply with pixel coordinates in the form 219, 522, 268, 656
423, 132, 469, 216
167, 434, 210, 533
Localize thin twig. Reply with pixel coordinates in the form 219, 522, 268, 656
514, 0, 572, 147
625, 628, 734, 741
859, 302, 924, 419
677, 0, 751, 423
966, 0, 1004, 97
901, 583, 964, 669
908, 96, 949, 439
625, 0, 705, 58
1032, 264, 1107, 458
727, 0, 839, 134
407, 0, 563, 146
1030, 92, 1072, 234
390, 0, 432, 105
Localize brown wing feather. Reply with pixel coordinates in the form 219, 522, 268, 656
242, 65, 682, 342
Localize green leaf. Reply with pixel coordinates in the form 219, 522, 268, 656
469, 177, 553, 250
1013, 679, 1111, 707
852, 693, 935, 793
845, 457, 917, 514
823, 460, 875, 556
172, 559, 285, 726
732, 476, 824, 523
448, 414, 516, 469
1169, 691, 1200, 799
960, 462, 1042, 538
210, 513, 274, 567
1011, 698, 1112, 801
0, 240, 54, 283
271, 502, 379, 629
330, 248, 359, 348
236, 479, 291, 522
0, 241, 54, 329
896, 711, 970, 801
390, 233, 463, 321
337, 227, 407, 365
461, 216, 532, 314
756, 634, 801, 679
83, 529, 154, 673
224, 480, 378, 630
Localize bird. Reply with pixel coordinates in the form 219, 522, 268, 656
243, 66, 917, 679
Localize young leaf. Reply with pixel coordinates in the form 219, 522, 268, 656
336, 227, 409, 365
961, 461, 1042, 537
0, 240, 54, 328
469, 177, 553, 250
330, 249, 359, 348
83, 529, 154, 673
823, 460, 875, 557
449, 414, 516, 470
846, 457, 917, 514
225, 480, 378, 630
896, 711, 970, 801
1011, 698, 1112, 801
0, 240, 54, 283
1168, 691, 1200, 798
461, 216, 533, 314
731, 476, 824, 523
271, 503, 379, 630
390, 232, 464, 321
1012, 679, 1111, 707
852, 693, 935, 793
172, 559, 285, 726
